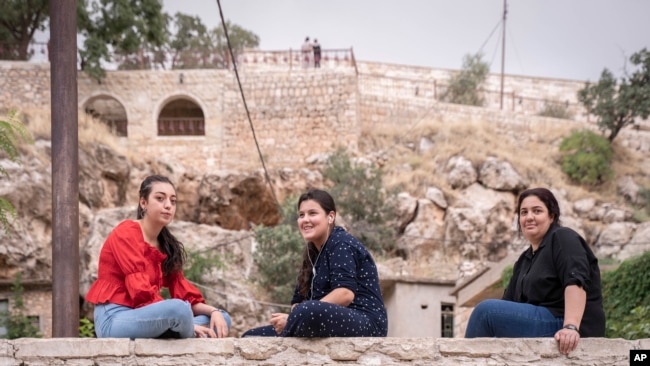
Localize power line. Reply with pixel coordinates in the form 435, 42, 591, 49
190, 280, 292, 311
477, 19, 503, 57
214, 0, 280, 210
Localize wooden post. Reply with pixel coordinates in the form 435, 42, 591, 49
50, 0, 80, 337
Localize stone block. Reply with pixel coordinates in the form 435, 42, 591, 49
14, 338, 130, 358
134, 338, 234, 357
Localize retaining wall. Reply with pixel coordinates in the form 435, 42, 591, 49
1, 337, 646, 366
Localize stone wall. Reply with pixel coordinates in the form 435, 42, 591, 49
0, 59, 605, 173
1, 337, 645, 365
0, 288, 52, 339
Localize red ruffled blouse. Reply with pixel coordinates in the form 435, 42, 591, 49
86, 220, 204, 308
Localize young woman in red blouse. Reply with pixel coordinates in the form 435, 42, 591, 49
86, 175, 231, 338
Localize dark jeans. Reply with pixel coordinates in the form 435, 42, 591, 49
465, 299, 564, 338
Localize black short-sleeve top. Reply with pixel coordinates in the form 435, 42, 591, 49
503, 224, 606, 337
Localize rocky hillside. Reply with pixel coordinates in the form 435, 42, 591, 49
1, 112, 649, 336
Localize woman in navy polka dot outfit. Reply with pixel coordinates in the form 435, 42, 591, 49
242, 189, 388, 337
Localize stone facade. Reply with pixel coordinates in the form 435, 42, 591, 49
0, 337, 646, 365
4, 58, 631, 174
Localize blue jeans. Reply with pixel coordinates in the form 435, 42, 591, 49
94, 299, 232, 339
465, 299, 564, 338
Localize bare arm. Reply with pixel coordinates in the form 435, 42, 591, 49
554, 285, 586, 354
191, 302, 229, 338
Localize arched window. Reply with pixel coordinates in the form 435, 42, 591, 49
158, 99, 205, 136
83, 96, 128, 137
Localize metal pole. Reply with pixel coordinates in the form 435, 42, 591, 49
50, 0, 79, 337
499, 0, 507, 110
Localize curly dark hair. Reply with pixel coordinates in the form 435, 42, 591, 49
296, 189, 336, 298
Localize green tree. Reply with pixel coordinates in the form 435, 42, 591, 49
0, 273, 42, 339
559, 129, 613, 186
167, 13, 210, 69
324, 148, 396, 255
0, 111, 32, 233
578, 48, 650, 143
601, 252, 650, 339
77, 0, 167, 81
167, 14, 259, 70
0, 0, 49, 60
207, 20, 260, 68
252, 196, 304, 303
440, 53, 489, 106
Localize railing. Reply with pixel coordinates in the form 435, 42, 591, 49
236, 48, 357, 73
0, 42, 357, 73
358, 72, 587, 121
157, 117, 205, 136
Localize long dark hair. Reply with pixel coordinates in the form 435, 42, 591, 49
516, 187, 561, 234
296, 189, 336, 298
137, 175, 186, 276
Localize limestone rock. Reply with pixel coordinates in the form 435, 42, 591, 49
446, 155, 477, 189
478, 156, 527, 192
394, 192, 417, 232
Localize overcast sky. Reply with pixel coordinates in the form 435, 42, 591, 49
162, 0, 649, 82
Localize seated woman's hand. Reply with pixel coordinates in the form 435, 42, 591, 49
554, 327, 580, 354
269, 313, 289, 335
210, 310, 229, 338
194, 324, 216, 338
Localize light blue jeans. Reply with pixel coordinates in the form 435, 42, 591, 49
464, 299, 564, 338
94, 299, 232, 339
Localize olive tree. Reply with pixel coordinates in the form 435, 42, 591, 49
578, 48, 650, 143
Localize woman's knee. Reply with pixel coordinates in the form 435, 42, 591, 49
472, 299, 505, 316
162, 299, 193, 319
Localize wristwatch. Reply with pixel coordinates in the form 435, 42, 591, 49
563, 324, 579, 332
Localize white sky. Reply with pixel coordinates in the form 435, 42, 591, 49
162, 0, 650, 82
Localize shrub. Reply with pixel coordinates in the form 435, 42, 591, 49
501, 264, 513, 289
184, 249, 224, 283
0, 273, 41, 339
252, 196, 304, 303
0, 111, 32, 233
537, 102, 573, 119
601, 252, 650, 339
559, 130, 613, 185
324, 148, 397, 255
79, 318, 95, 338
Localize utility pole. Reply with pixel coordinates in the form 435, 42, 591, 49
499, 0, 507, 110
50, 0, 80, 337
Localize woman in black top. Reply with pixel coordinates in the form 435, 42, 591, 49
242, 189, 388, 337
465, 187, 605, 355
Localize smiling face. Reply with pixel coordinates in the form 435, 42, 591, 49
140, 181, 177, 228
297, 199, 333, 249
518, 195, 554, 247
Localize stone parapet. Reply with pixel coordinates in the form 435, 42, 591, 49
0, 337, 646, 365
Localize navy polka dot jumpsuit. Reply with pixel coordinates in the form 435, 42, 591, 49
242, 226, 388, 337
